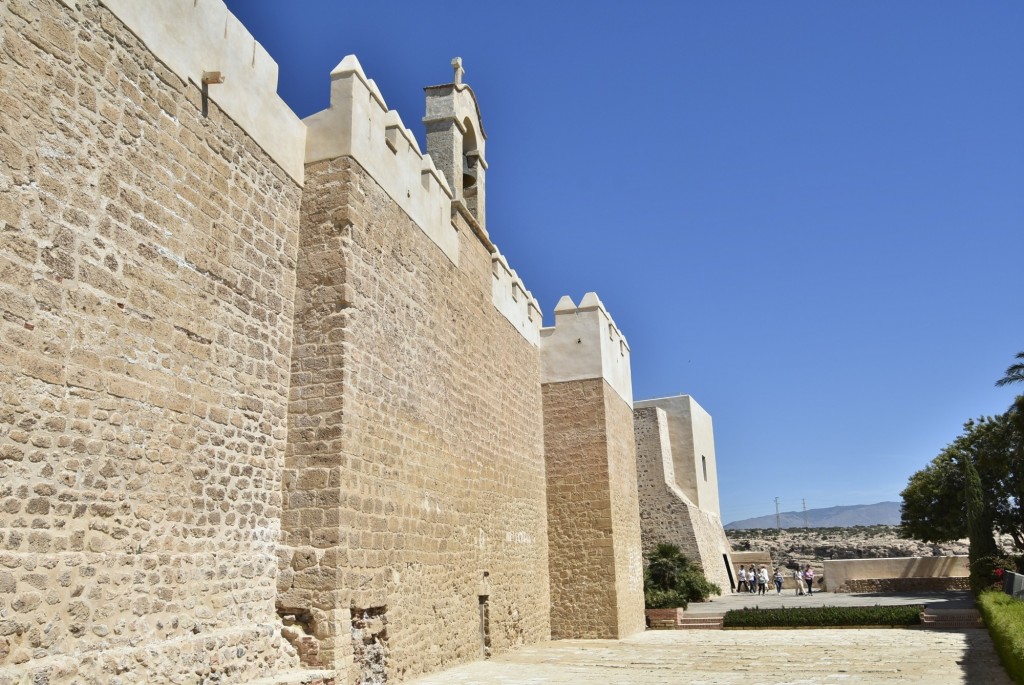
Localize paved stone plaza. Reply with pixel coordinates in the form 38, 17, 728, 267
408, 628, 1012, 684
409, 592, 1010, 684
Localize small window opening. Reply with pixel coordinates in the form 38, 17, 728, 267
478, 595, 491, 659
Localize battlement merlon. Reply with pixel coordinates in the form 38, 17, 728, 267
305, 55, 460, 265
492, 251, 542, 346
539, 292, 633, 405
98, 0, 306, 184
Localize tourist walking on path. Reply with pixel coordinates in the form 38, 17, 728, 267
758, 566, 768, 595
773, 568, 783, 594
792, 568, 804, 595
803, 565, 815, 595
737, 566, 748, 593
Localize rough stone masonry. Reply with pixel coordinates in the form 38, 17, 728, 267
0, 1, 733, 683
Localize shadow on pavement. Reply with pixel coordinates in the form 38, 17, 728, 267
957, 628, 1014, 684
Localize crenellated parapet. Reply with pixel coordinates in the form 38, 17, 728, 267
540, 292, 632, 405
304, 55, 459, 264
98, 0, 306, 183
306, 55, 544, 344
491, 250, 542, 346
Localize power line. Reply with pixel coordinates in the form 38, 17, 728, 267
802, 498, 809, 530
774, 497, 781, 530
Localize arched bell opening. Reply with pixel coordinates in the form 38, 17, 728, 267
462, 118, 478, 189
461, 117, 481, 219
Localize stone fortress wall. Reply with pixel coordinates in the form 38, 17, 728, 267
0, 0, 306, 681
0, 1, 732, 683
278, 54, 551, 677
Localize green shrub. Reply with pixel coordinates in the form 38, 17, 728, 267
644, 589, 691, 610
971, 554, 1015, 595
722, 604, 922, 628
644, 543, 721, 609
977, 591, 1024, 684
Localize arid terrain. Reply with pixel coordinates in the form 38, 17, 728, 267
724, 525, 1005, 581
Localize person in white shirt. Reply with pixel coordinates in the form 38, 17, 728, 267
803, 565, 815, 595
758, 566, 769, 595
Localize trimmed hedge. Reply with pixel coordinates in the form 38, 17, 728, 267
977, 592, 1024, 684
723, 604, 922, 628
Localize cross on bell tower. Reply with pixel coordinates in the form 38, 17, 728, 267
452, 57, 464, 86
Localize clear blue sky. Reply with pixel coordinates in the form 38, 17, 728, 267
225, 1, 1024, 524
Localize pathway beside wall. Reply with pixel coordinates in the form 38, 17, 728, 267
407, 629, 1012, 684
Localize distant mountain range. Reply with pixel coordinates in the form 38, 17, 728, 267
725, 501, 902, 530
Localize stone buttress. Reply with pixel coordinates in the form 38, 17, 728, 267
539, 293, 645, 639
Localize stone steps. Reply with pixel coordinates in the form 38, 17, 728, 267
647, 617, 679, 630
647, 613, 725, 630
246, 669, 337, 685
919, 608, 984, 629
677, 615, 724, 630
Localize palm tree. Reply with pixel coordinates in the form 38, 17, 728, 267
646, 543, 690, 591
996, 351, 1024, 387
644, 543, 721, 609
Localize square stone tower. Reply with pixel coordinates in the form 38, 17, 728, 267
632, 397, 734, 592
540, 293, 645, 639
634, 395, 720, 515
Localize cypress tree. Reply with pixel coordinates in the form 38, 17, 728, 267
963, 456, 999, 593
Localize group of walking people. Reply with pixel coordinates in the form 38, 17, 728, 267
735, 564, 778, 594
736, 564, 816, 595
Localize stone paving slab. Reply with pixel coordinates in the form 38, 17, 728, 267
408, 628, 1012, 684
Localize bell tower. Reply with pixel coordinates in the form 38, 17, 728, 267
424, 57, 488, 234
